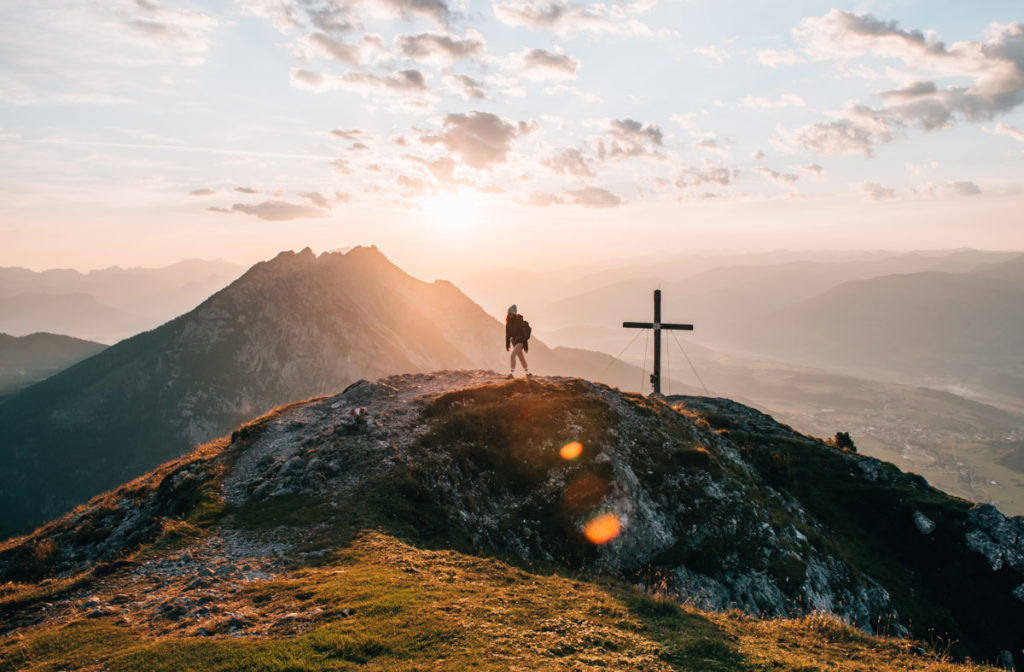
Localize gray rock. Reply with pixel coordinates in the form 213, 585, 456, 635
251, 480, 275, 500
966, 504, 1024, 572
913, 511, 936, 535
997, 649, 1015, 670
280, 456, 306, 477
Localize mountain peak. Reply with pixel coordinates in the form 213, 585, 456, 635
2, 370, 1021, 667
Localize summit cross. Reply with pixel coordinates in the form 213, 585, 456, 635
623, 289, 694, 395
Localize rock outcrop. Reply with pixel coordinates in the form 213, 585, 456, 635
2, 371, 1021, 666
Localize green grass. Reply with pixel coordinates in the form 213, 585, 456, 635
0, 532, 1000, 672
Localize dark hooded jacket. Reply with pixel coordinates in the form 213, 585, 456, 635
505, 313, 528, 351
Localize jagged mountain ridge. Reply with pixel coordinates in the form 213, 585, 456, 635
0, 247, 680, 539
0, 372, 1020, 669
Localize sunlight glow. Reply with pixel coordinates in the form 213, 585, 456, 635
421, 190, 479, 231
583, 512, 622, 545
560, 441, 583, 460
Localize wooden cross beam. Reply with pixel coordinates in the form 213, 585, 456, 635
623, 289, 693, 395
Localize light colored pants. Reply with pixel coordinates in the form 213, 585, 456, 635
510, 342, 528, 370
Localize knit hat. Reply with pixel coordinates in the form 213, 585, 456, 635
507, 304, 517, 315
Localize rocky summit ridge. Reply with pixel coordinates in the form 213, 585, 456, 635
1, 371, 1022, 669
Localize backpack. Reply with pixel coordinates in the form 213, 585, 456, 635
521, 319, 532, 341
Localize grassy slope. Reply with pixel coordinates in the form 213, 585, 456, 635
0, 531, 998, 672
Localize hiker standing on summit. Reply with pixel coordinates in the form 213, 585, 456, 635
505, 305, 532, 379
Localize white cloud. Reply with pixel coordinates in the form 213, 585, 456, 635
757, 49, 803, 68
514, 46, 580, 81
543, 147, 594, 177
444, 74, 488, 99
676, 160, 737, 188
693, 138, 729, 156
493, 0, 652, 37
756, 166, 799, 186
122, 0, 217, 57
795, 163, 825, 178
395, 30, 486, 64
793, 11, 1024, 138
563, 186, 623, 208
859, 181, 896, 200
419, 111, 530, 169
592, 117, 664, 160
694, 45, 730, 64
215, 199, 330, 220
739, 94, 806, 109
778, 105, 900, 156
992, 123, 1024, 143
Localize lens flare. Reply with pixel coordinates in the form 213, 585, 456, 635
560, 441, 583, 460
583, 512, 622, 545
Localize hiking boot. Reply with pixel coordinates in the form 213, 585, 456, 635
525, 373, 533, 380
506, 374, 514, 379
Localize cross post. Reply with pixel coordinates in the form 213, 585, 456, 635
623, 289, 693, 395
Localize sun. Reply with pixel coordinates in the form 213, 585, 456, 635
421, 190, 479, 231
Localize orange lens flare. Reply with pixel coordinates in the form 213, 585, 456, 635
560, 441, 583, 460
583, 512, 622, 545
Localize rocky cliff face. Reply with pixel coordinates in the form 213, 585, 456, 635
2, 372, 1020, 667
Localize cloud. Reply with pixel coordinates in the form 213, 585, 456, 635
374, 0, 453, 27
189, 188, 215, 196
793, 11, 1024, 137
757, 49, 803, 67
235, 186, 260, 194
290, 68, 331, 91
755, 166, 799, 186
992, 123, 1024, 143
406, 155, 460, 185
493, 0, 652, 37
796, 163, 825, 178
444, 74, 487, 99
693, 138, 728, 155
739, 94, 806, 108
945, 180, 981, 196
563, 186, 623, 208
516, 47, 580, 80
675, 160, 737, 188
122, 0, 216, 57
330, 128, 374, 142
859, 181, 896, 200
694, 45, 729, 64
303, 32, 387, 64
593, 117, 664, 160
330, 158, 353, 173
224, 200, 330, 221
779, 104, 899, 156
340, 69, 430, 97
524, 191, 565, 206
752, 151, 767, 161
543, 147, 594, 176
419, 111, 527, 169
395, 30, 486, 64
300, 191, 333, 208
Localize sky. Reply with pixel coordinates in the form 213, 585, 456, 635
1, 0, 1023, 277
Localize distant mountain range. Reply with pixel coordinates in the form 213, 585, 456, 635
745, 254, 1024, 407
0, 247, 690, 539
0, 332, 106, 396
0, 259, 245, 343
